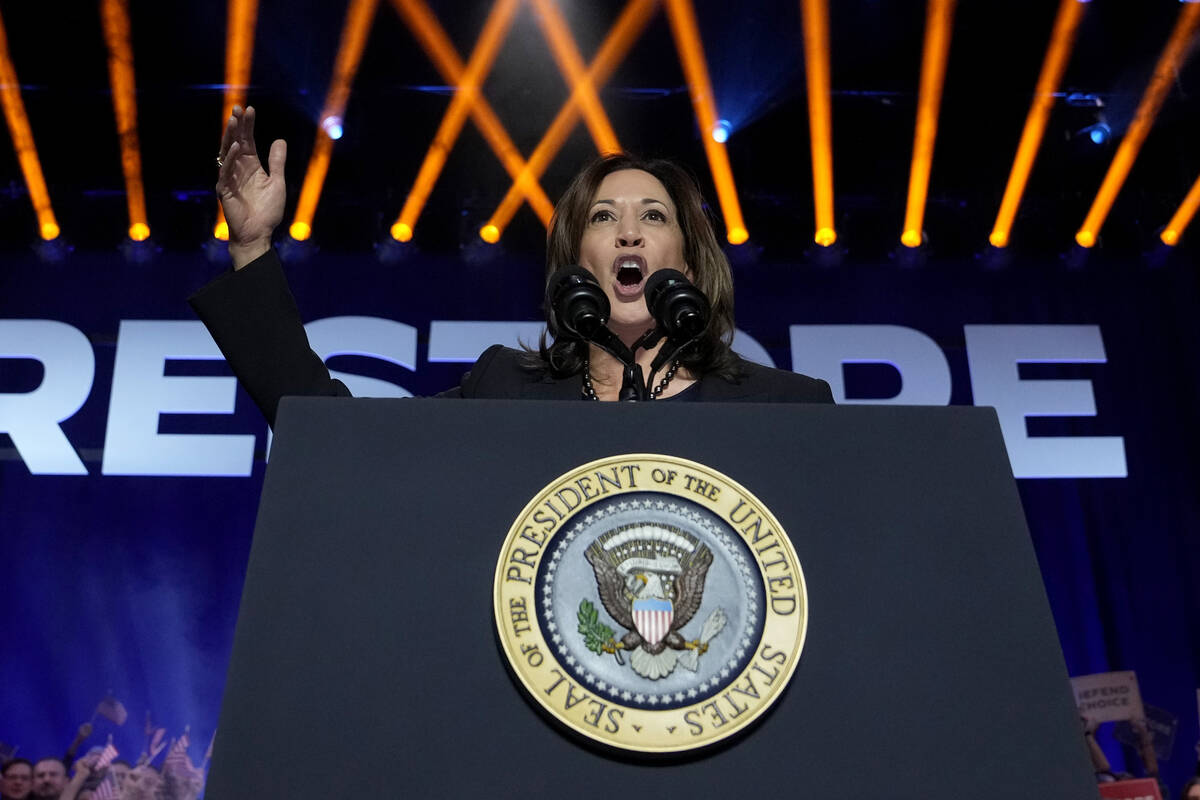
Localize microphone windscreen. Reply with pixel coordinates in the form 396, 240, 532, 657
643, 269, 689, 312
547, 265, 609, 339
546, 265, 598, 306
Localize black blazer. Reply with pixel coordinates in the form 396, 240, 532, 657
189, 250, 834, 427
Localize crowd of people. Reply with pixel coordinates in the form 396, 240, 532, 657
1, 724, 206, 800
1081, 716, 1200, 799
4, 719, 1199, 798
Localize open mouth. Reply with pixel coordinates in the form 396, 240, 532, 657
613, 255, 647, 295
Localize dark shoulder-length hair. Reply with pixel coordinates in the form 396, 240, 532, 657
527, 153, 741, 381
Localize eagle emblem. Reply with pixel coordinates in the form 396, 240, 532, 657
579, 524, 726, 679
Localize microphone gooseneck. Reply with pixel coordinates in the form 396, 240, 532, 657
643, 270, 711, 389
547, 265, 645, 400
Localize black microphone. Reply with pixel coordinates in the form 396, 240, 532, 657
547, 265, 609, 340
644, 269, 710, 340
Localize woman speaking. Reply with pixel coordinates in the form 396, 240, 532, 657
190, 105, 833, 420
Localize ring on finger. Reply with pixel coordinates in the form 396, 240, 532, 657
215, 154, 224, 169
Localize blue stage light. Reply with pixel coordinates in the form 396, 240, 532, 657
1084, 122, 1111, 145
711, 119, 732, 143
322, 115, 344, 140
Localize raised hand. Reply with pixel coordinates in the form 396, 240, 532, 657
216, 105, 287, 269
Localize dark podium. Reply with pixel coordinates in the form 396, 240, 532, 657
206, 399, 1096, 798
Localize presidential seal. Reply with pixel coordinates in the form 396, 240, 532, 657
494, 454, 808, 753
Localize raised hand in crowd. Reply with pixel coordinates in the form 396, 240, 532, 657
215, 105, 288, 269
1081, 715, 1113, 777
58, 758, 90, 800
1130, 717, 1160, 778
63, 723, 92, 769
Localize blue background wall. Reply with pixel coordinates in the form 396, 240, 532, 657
2, 245, 1198, 785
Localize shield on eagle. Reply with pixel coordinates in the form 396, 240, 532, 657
632, 596, 673, 646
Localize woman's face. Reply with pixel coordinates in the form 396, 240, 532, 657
577, 169, 688, 338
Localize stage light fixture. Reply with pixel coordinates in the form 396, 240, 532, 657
711, 119, 731, 143
479, 224, 500, 244
213, 220, 229, 240
277, 233, 315, 263
479, 0, 656, 243
815, 227, 837, 247
375, 232, 413, 264
34, 236, 71, 264
1075, 0, 1200, 250
664, 0, 749, 246
1084, 122, 1110, 145
1065, 92, 1102, 107
322, 115, 344, 140
391, 222, 413, 242
120, 235, 159, 265
989, 0, 1086, 249
289, 221, 312, 241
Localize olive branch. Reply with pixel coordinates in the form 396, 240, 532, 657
577, 599, 619, 661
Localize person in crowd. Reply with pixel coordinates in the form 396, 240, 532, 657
29, 760, 66, 800
119, 765, 161, 800
1, 759, 34, 800
192, 105, 832, 424
160, 768, 200, 800
107, 762, 130, 796
1181, 740, 1200, 800
56, 760, 92, 800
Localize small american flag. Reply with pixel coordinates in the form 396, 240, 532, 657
163, 731, 191, 775
145, 727, 167, 763
94, 697, 128, 726
94, 741, 119, 771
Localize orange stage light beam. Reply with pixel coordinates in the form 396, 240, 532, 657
289, 0, 378, 241
901, 0, 955, 248
800, 0, 836, 247
1075, 1, 1200, 248
389, 0, 553, 239
663, 0, 748, 245
989, 0, 1086, 249
481, 0, 656, 242
1160, 170, 1200, 247
100, 0, 150, 242
0, 8, 59, 240
391, 0, 520, 242
529, 0, 620, 155
214, 0, 260, 240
